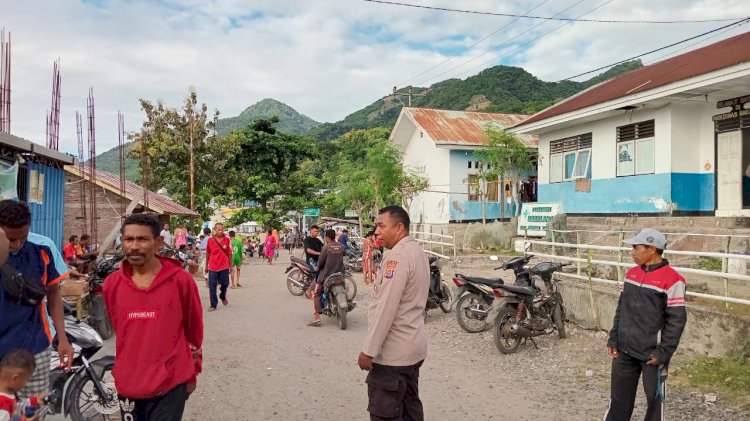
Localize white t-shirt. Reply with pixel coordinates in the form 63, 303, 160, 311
160, 229, 173, 246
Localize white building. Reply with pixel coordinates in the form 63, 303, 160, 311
513, 31, 750, 216
390, 108, 538, 224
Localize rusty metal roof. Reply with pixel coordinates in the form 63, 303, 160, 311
403, 108, 537, 147
517, 30, 750, 128
65, 165, 199, 217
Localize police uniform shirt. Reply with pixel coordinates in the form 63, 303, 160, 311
362, 235, 429, 366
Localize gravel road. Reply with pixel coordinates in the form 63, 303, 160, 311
180, 256, 748, 421
54, 255, 748, 420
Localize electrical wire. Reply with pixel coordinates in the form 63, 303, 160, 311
556, 17, 750, 81
643, 20, 749, 65
413, 0, 589, 87
396, 0, 552, 87
364, 0, 745, 24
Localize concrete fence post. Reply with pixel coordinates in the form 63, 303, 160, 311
576, 231, 581, 277
551, 229, 557, 261
722, 236, 731, 309
452, 228, 457, 260
586, 249, 601, 330
617, 231, 625, 285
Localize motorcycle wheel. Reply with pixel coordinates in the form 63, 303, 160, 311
455, 293, 489, 333
553, 300, 566, 339
438, 282, 453, 313
66, 362, 120, 420
286, 269, 305, 296
336, 302, 348, 330
344, 277, 357, 301
493, 307, 522, 354
91, 294, 114, 340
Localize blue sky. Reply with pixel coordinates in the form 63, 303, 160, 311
3, 0, 748, 155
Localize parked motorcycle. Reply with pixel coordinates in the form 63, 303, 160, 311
344, 249, 363, 273
488, 255, 569, 354
285, 256, 357, 301
48, 302, 118, 420
86, 251, 125, 340
425, 256, 452, 316
452, 267, 504, 333
319, 272, 357, 330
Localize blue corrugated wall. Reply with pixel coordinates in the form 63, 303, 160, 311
27, 163, 65, 249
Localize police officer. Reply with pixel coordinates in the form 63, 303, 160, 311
358, 205, 429, 421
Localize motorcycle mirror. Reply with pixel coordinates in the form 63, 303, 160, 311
489, 255, 500, 261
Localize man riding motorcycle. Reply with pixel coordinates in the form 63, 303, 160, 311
307, 229, 346, 327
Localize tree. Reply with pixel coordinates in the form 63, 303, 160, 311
398, 169, 429, 213
475, 128, 535, 218
224, 117, 319, 219
128, 89, 233, 220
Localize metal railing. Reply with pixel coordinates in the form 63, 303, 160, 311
523, 232, 750, 307
411, 229, 456, 260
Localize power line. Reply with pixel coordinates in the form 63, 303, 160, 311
643, 21, 749, 65
413, 0, 591, 87
364, 0, 744, 24
449, 0, 617, 82
396, 0, 552, 87
556, 17, 750, 81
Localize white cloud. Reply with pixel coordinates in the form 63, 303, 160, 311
2, 0, 747, 155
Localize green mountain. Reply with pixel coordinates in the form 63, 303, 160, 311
214, 98, 321, 136
93, 142, 140, 181
307, 60, 643, 140
97, 61, 642, 179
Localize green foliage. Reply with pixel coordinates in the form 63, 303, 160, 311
673, 343, 750, 409
214, 98, 320, 136
697, 256, 723, 272
94, 142, 140, 181
224, 117, 319, 218
476, 128, 534, 179
127, 89, 233, 220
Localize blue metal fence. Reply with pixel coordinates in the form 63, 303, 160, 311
27, 162, 66, 249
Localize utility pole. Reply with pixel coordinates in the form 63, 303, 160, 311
391, 86, 430, 107
189, 112, 195, 211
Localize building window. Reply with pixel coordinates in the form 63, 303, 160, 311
467, 161, 472, 169
549, 133, 592, 183
468, 174, 480, 201
617, 120, 655, 176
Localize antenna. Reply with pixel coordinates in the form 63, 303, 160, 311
118, 111, 126, 217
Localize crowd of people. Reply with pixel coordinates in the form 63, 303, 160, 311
0, 196, 688, 420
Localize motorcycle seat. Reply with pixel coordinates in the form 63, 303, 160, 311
457, 274, 504, 286
495, 284, 536, 296
290, 256, 308, 266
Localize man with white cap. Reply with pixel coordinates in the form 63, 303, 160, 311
605, 228, 687, 421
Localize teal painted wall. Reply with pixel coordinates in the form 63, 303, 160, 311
538, 173, 714, 213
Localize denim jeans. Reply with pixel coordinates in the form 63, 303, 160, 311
208, 269, 229, 309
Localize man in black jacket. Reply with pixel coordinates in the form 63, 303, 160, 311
605, 228, 687, 421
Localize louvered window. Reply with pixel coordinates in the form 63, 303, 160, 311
616, 120, 655, 176
549, 133, 592, 183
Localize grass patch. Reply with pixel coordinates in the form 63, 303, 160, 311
697, 256, 723, 272
672, 343, 750, 409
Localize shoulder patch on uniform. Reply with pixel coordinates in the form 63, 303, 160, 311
384, 260, 398, 280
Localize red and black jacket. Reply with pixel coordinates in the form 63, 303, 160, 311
607, 260, 687, 364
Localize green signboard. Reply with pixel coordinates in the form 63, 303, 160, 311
302, 208, 320, 217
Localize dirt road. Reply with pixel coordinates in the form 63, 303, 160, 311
179, 256, 747, 421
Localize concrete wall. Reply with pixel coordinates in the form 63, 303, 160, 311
559, 281, 750, 357
403, 125, 452, 224
537, 103, 716, 213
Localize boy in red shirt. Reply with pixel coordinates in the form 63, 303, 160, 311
0, 349, 44, 421
103, 213, 203, 420
205, 223, 231, 312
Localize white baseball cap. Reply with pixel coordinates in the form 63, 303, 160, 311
623, 228, 667, 249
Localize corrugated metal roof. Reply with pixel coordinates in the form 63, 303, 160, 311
65, 165, 199, 217
517, 30, 750, 128
403, 108, 537, 147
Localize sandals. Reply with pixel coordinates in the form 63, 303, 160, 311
306, 320, 322, 327
208, 308, 217, 312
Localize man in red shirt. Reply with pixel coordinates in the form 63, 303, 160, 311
63, 235, 85, 273
103, 213, 203, 420
205, 222, 231, 312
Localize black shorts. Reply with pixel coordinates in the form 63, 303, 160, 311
119, 383, 187, 421
366, 361, 424, 421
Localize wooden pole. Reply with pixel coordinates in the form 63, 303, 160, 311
722, 236, 731, 309
617, 231, 625, 284
576, 231, 582, 276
